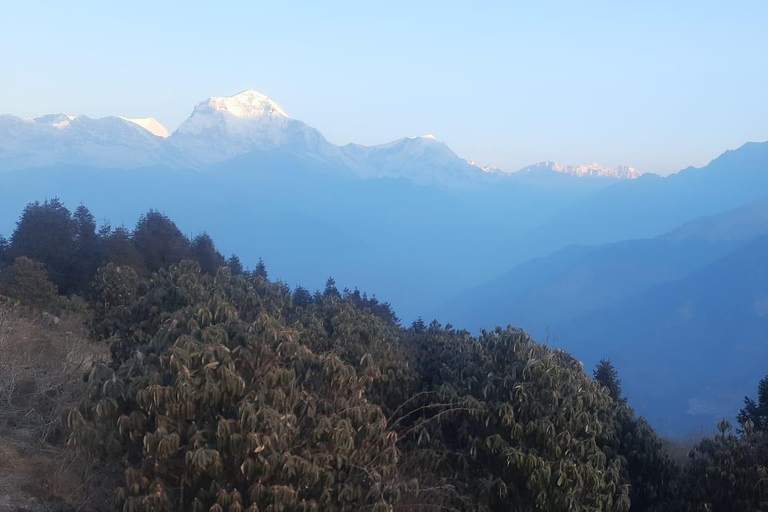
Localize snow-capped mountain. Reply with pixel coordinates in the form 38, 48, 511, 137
467, 160, 504, 173
516, 161, 643, 179
169, 90, 338, 166
0, 90, 487, 185
0, 89, 642, 187
0, 112, 166, 170
341, 134, 490, 186
120, 117, 170, 138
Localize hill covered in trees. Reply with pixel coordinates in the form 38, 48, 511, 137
2, 199, 768, 511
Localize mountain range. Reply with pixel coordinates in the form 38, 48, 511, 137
436, 192, 768, 434
2, 89, 768, 435
0, 89, 642, 186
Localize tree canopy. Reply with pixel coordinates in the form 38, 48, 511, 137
1, 198, 767, 511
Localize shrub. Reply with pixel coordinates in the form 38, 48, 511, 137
0, 256, 58, 309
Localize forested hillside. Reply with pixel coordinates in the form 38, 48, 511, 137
1, 199, 768, 511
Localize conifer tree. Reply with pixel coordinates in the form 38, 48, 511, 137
133, 210, 190, 272
190, 233, 225, 274
292, 285, 313, 308
0, 235, 9, 269
411, 317, 426, 332
226, 254, 244, 275
10, 198, 76, 293
594, 359, 625, 404
254, 257, 268, 279
101, 225, 145, 272
738, 374, 768, 432
71, 204, 102, 294
324, 276, 339, 297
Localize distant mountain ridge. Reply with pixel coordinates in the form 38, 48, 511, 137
435, 193, 768, 434
0, 89, 644, 187
515, 161, 643, 179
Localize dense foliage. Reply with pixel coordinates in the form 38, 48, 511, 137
0, 199, 240, 297
2, 199, 768, 511
0, 256, 59, 308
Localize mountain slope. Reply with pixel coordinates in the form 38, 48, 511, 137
438, 193, 768, 334
435, 238, 737, 336
515, 141, 768, 261
557, 235, 768, 434
436, 195, 768, 434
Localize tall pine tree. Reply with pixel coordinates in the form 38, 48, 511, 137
10, 199, 76, 293
133, 210, 190, 272
594, 359, 625, 404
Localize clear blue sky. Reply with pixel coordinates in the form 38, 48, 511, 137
1, 1, 767, 175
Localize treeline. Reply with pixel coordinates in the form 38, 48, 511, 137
2, 199, 768, 511
0, 198, 395, 322
0, 198, 246, 296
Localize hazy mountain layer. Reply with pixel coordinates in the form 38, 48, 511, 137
437, 195, 768, 433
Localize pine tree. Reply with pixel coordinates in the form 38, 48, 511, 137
102, 225, 145, 272
133, 210, 190, 272
738, 374, 768, 432
0, 235, 9, 268
190, 233, 225, 274
226, 254, 244, 275
594, 359, 625, 404
10, 198, 76, 293
323, 276, 339, 297
254, 257, 268, 279
411, 317, 426, 332
71, 204, 102, 294
292, 286, 313, 308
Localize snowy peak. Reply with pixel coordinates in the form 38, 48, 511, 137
467, 160, 504, 174
0, 89, 641, 187
34, 113, 78, 128
174, 90, 292, 137
198, 89, 288, 120
119, 117, 170, 138
518, 161, 643, 179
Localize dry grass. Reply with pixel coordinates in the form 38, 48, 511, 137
0, 305, 116, 512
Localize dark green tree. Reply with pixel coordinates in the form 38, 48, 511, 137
410, 317, 426, 332
226, 254, 244, 275
738, 374, 768, 432
395, 324, 632, 511
9, 198, 76, 292
133, 210, 190, 272
253, 257, 268, 279
190, 233, 225, 274
323, 277, 340, 298
70, 204, 103, 294
292, 285, 313, 308
682, 419, 768, 511
343, 288, 399, 325
102, 225, 145, 272
0, 235, 9, 268
594, 359, 625, 404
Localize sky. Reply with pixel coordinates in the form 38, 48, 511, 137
1, 1, 767, 175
